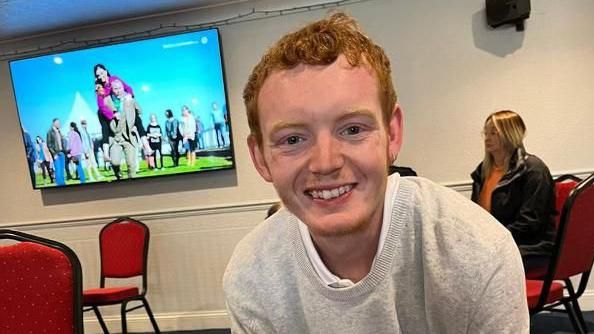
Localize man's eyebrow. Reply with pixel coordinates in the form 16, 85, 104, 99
337, 109, 377, 122
269, 121, 307, 136
268, 109, 378, 135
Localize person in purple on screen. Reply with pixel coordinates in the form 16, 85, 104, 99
67, 122, 86, 184
94, 64, 152, 161
94, 64, 134, 160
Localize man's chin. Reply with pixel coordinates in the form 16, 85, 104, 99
304, 217, 366, 238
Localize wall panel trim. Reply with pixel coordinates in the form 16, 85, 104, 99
7, 168, 593, 230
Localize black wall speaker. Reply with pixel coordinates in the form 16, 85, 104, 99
486, 0, 531, 31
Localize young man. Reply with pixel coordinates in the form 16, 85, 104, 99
224, 13, 529, 333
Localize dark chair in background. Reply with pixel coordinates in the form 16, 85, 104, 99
388, 165, 417, 177
83, 217, 160, 334
526, 173, 594, 334
0, 229, 83, 334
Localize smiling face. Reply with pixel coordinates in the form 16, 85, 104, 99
95, 67, 108, 83
112, 80, 125, 98
249, 55, 402, 238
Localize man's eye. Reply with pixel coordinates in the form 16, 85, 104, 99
285, 136, 302, 145
342, 126, 361, 136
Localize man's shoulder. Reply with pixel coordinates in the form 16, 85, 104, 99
223, 209, 295, 291
399, 177, 514, 253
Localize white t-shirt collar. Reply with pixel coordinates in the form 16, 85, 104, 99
298, 173, 401, 288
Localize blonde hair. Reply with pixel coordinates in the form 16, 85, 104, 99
481, 110, 526, 179
243, 12, 397, 146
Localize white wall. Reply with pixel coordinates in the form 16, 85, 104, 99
0, 0, 593, 332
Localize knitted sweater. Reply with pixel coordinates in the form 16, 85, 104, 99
223, 176, 529, 333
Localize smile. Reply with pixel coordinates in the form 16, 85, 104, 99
308, 184, 353, 200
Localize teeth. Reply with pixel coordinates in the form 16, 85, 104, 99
309, 185, 352, 200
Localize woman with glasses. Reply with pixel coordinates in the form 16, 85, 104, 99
471, 110, 556, 278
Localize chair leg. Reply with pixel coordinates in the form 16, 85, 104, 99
142, 296, 161, 333
565, 279, 590, 332
564, 301, 586, 334
121, 301, 129, 334
571, 299, 590, 333
93, 306, 110, 334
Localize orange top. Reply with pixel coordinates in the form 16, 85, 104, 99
479, 167, 505, 212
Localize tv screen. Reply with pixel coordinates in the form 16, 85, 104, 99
10, 28, 234, 189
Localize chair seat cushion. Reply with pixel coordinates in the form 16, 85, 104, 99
526, 280, 564, 309
83, 286, 139, 305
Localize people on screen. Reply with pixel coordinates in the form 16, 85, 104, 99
211, 102, 227, 148
22, 128, 36, 186
93, 64, 152, 172
107, 79, 139, 179
67, 122, 86, 184
35, 136, 54, 184
80, 119, 103, 181
146, 113, 163, 170
46, 118, 67, 186
165, 109, 181, 168
180, 105, 197, 167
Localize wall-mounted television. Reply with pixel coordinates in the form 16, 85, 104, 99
10, 28, 234, 189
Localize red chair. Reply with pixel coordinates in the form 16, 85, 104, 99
0, 229, 83, 334
553, 174, 581, 228
526, 173, 594, 334
83, 217, 160, 334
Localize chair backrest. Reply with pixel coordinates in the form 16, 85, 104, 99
0, 229, 83, 334
551, 173, 594, 280
100, 217, 149, 282
554, 175, 581, 228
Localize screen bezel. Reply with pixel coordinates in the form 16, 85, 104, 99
9, 27, 236, 190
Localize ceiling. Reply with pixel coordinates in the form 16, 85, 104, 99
0, 0, 241, 42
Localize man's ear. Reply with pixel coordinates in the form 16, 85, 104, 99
247, 134, 273, 182
388, 104, 403, 160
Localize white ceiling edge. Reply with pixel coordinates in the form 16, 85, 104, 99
0, 0, 250, 45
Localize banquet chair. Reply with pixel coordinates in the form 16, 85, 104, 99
526, 173, 594, 334
553, 174, 582, 227
0, 229, 83, 334
83, 217, 160, 334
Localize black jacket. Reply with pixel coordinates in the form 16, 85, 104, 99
471, 149, 556, 257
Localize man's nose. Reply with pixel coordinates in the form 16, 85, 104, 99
308, 133, 343, 175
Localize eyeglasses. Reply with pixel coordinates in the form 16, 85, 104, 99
480, 130, 499, 138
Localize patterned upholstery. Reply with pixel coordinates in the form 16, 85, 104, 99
101, 221, 147, 278
0, 242, 76, 334
83, 286, 139, 305
83, 217, 160, 333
